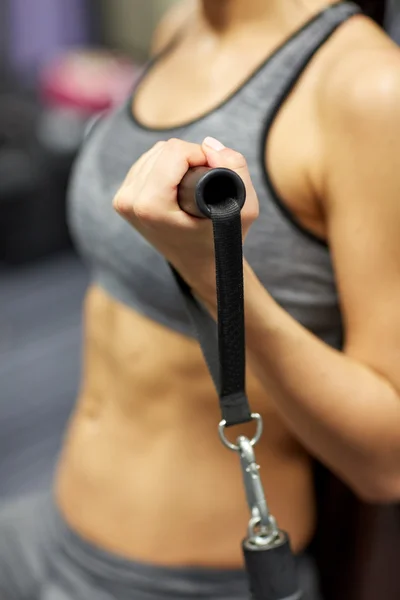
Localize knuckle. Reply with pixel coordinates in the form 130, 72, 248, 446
132, 200, 152, 222
250, 204, 260, 220
226, 150, 247, 168
113, 189, 129, 214
166, 137, 183, 152
244, 197, 260, 222
154, 140, 166, 151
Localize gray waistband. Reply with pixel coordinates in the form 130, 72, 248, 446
48, 493, 319, 599
49, 494, 250, 597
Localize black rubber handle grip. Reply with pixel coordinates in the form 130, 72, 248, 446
243, 534, 302, 600
177, 166, 246, 218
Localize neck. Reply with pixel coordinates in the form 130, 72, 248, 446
200, 0, 332, 34
201, 0, 272, 29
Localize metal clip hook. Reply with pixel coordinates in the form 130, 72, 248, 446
237, 436, 279, 542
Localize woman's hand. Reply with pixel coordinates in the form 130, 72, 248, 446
113, 136, 259, 303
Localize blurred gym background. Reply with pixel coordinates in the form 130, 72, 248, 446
0, 0, 177, 501
0, 0, 399, 502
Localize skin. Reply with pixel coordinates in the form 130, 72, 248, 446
56, 0, 400, 569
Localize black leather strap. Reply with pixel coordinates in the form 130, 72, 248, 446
173, 170, 302, 600
172, 196, 252, 427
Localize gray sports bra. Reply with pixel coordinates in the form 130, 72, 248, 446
67, 2, 360, 347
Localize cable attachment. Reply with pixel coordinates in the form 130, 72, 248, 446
218, 413, 281, 548
237, 431, 302, 599
237, 435, 281, 548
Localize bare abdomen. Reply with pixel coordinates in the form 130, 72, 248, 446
56, 285, 316, 566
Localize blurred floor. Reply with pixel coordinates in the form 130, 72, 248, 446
0, 251, 88, 501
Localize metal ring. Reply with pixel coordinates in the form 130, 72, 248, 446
218, 413, 263, 452
246, 514, 282, 548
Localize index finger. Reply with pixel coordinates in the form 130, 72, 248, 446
152, 138, 207, 193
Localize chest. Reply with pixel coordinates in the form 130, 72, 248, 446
68, 103, 338, 336
137, 67, 325, 241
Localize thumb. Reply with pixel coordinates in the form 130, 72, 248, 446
202, 136, 251, 186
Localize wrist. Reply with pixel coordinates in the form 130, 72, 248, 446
176, 264, 217, 313
193, 283, 218, 317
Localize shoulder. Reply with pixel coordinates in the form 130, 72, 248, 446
313, 15, 400, 198
317, 15, 400, 136
150, 0, 197, 56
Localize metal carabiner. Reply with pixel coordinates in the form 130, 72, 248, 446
237, 435, 279, 544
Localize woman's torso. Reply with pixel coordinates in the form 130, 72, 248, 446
56, 1, 362, 567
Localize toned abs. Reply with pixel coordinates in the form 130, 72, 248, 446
56, 285, 316, 567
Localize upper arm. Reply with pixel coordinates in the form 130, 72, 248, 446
150, 0, 196, 56
321, 48, 400, 393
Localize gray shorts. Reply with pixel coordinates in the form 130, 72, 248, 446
0, 492, 322, 600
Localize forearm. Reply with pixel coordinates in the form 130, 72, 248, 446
201, 262, 400, 501
240, 263, 400, 501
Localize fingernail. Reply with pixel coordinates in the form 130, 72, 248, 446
203, 136, 226, 151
